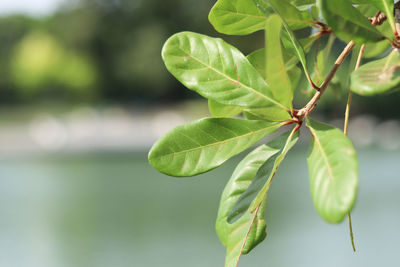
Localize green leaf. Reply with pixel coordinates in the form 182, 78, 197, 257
243, 107, 292, 121
216, 145, 273, 267
363, 40, 390, 58
350, 50, 400, 96
208, 0, 269, 35
306, 118, 358, 223
248, 35, 318, 77
290, 0, 316, 10
317, 0, 384, 44
208, 99, 243, 118
162, 32, 287, 110
255, 0, 314, 29
148, 118, 281, 177
245, 46, 302, 122
265, 15, 294, 110
208, 0, 313, 35
228, 130, 299, 223
249, 128, 299, 211
253, 0, 314, 87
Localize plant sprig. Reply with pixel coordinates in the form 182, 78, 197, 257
149, 0, 400, 265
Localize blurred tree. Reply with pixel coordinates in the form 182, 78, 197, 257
11, 31, 97, 99
0, 0, 397, 119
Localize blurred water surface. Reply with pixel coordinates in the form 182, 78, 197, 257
0, 147, 399, 267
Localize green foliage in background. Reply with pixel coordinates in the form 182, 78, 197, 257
149, 0, 400, 265
11, 32, 97, 96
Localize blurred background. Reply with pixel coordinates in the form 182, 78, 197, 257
0, 0, 399, 266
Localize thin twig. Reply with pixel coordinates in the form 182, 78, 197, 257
296, 41, 355, 121
295, 10, 391, 122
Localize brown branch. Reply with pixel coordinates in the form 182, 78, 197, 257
296, 41, 355, 121
294, 10, 385, 122
395, 2, 400, 45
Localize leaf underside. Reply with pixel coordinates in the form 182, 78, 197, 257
228, 129, 299, 223
216, 144, 272, 267
306, 118, 358, 223
318, 0, 384, 44
351, 51, 400, 96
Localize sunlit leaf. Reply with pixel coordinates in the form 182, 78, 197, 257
162, 32, 287, 110
253, 0, 314, 86
148, 118, 281, 176
245, 44, 302, 122
209, 0, 270, 35
306, 118, 358, 223
351, 50, 400, 96
317, 0, 384, 44
228, 130, 299, 223
363, 40, 391, 58
208, 0, 314, 36
265, 15, 294, 110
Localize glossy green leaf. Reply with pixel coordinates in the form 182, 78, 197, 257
247, 48, 303, 85
306, 118, 358, 223
248, 35, 318, 77
228, 130, 299, 223
148, 118, 281, 177
216, 145, 273, 267
245, 46, 301, 122
317, 0, 384, 44
253, 0, 313, 86
208, 0, 313, 36
265, 15, 293, 110
255, 0, 314, 29
250, 128, 299, 211
162, 32, 287, 110
243, 107, 292, 121
209, 0, 269, 35
311, 4, 319, 19
363, 40, 390, 58
247, 48, 295, 77
351, 51, 400, 96
208, 99, 243, 118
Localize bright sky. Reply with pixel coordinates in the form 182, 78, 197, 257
0, 0, 65, 16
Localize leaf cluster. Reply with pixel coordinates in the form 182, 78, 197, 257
149, 0, 399, 265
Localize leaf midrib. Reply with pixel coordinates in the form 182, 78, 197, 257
215, 9, 266, 20
309, 127, 335, 181
152, 124, 279, 160
176, 47, 288, 110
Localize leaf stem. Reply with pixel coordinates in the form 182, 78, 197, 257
347, 212, 356, 252
395, 2, 400, 42
344, 43, 364, 253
